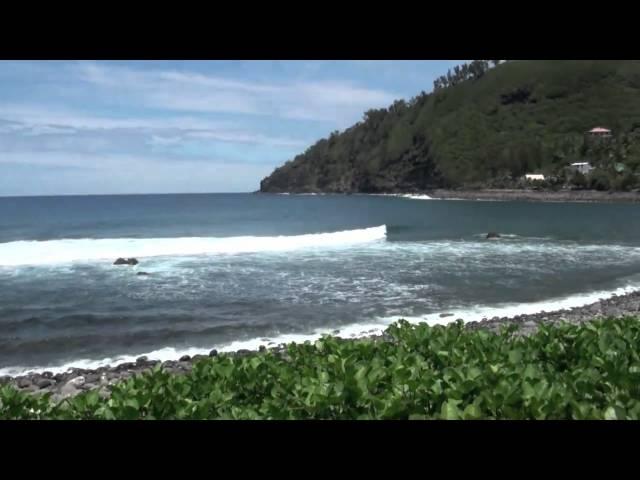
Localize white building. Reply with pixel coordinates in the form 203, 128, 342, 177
570, 162, 594, 175
524, 174, 545, 181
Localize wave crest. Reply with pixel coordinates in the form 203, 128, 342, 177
0, 225, 387, 266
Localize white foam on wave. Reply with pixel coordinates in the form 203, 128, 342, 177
395, 283, 640, 326
0, 225, 387, 267
402, 194, 434, 200
4, 281, 640, 377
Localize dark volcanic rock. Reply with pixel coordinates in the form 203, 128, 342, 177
486, 232, 501, 239
115, 362, 135, 372
179, 355, 191, 362
209, 349, 218, 357
114, 258, 139, 266
35, 378, 53, 389
17, 378, 32, 389
137, 272, 150, 276
136, 356, 149, 365
439, 313, 454, 318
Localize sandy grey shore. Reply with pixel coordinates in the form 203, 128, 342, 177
3, 290, 640, 402
427, 189, 640, 203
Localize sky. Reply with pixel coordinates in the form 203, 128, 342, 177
0, 60, 460, 196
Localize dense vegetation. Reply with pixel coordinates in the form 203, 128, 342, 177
260, 60, 640, 193
3, 317, 640, 419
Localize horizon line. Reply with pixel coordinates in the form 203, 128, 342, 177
0, 191, 260, 198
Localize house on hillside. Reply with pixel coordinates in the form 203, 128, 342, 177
524, 174, 545, 181
569, 162, 594, 175
587, 127, 612, 138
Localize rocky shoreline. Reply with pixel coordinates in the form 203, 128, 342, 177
426, 189, 640, 203
3, 290, 640, 402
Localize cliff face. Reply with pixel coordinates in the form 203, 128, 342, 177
260, 60, 640, 193
259, 138, 444, 193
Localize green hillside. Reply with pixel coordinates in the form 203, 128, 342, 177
260, 60, 640, 193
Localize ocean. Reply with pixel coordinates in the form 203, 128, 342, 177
2, 193, 640, 375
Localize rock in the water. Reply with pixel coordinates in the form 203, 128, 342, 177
209, 349, 218, 357
137, 272, 150, 276
486, 232, 501, 239
136, 356, 149, 365
439, 313, 454, 318
113, 257, 139, 266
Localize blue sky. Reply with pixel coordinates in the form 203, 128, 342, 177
0, 60, 459, 195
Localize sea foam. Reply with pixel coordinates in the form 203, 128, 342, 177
0, 225, 387, 266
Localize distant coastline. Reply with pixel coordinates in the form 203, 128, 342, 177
260, 189, 640, 203
425, 189, 640, 203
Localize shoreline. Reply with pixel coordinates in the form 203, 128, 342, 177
266, 189, 640, 203
426, 189, 640, 203
3, 288, 640, 402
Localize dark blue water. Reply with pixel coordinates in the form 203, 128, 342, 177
2, 193, 640, 374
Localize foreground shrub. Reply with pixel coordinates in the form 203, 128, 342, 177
2, 317, 640, 420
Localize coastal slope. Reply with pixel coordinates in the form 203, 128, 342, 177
260, 60, 640, 193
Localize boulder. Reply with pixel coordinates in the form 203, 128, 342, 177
136, 356, 149, 365
486, 232, 501, 239
35, 378, 53, 389
114, 258, 139, 266
209, 349, 218, 357
136, 272, 150, 276
17, 378, 32, 389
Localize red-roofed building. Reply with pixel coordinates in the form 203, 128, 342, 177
588, 127, 612, 137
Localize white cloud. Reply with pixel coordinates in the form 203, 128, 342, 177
74, 62, 399, 124
0, 105, 310, 152
186, 131, 306, 148
0, 104, 230, 132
